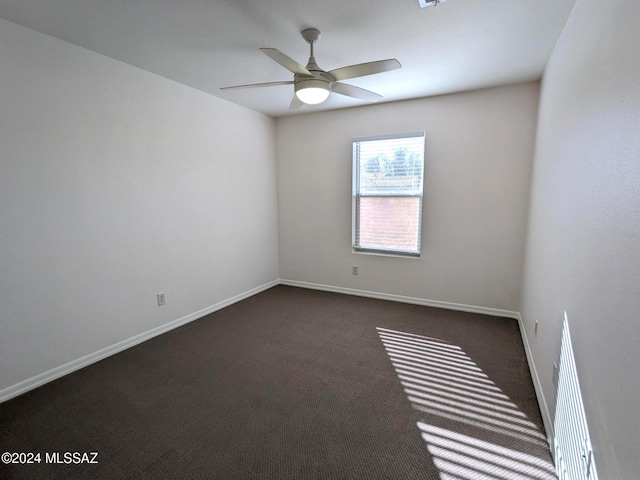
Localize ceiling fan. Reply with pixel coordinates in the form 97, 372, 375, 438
220, 28, 401, 110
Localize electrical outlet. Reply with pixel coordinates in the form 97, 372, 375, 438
352, 265, 359, 275
552, 362, 559, 390
535, 320, 539, 337
157, 292, 166, 306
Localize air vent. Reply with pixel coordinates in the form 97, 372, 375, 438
554, 312, 598, 479
419, 0, 447, 7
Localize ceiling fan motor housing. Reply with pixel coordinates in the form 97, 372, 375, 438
294, 47, 333, 100
295, 76, 330, 90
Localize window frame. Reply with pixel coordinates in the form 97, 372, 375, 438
352, 131, 425, 257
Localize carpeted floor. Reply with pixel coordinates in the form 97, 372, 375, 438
0, 285, 556, 479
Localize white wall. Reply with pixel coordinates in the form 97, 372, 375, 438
0, 19, 279, 396
277, 82, 539, 312
520, 0, 640, 477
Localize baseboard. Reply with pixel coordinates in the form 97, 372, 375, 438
515, 312, 554, 450
279, 279, 520, 319
0, 280, 279, 404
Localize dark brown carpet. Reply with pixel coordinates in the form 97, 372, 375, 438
0, 285, 556, 479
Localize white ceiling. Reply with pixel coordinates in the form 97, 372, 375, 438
0, 0, 576, 117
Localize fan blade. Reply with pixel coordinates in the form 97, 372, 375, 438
289, 95, 304, 110
332, 82, 382, 102
260, 48, 312, 76
328, 59, 401, 82
220, 80, 294, 91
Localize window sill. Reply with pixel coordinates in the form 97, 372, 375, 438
352, 249, 421, 259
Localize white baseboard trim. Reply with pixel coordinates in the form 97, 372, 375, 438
0, 280, 279, 404
515, 312, 554, 450
279, 279, 520, 319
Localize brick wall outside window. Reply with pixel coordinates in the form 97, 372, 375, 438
358, 197, 420, 251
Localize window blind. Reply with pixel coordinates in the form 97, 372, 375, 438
352, 132, 425, 256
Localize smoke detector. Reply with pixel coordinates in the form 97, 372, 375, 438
419, 0, 447, 7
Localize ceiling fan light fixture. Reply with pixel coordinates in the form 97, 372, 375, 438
295, 79, 330, 105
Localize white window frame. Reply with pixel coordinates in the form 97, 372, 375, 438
352, 132, 425, 257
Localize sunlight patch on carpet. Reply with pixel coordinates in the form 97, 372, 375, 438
377, 327, 557, 480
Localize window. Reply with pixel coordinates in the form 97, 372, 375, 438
352, 132, 425, 256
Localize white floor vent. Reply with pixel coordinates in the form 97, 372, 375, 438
553, 312, 598, 480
